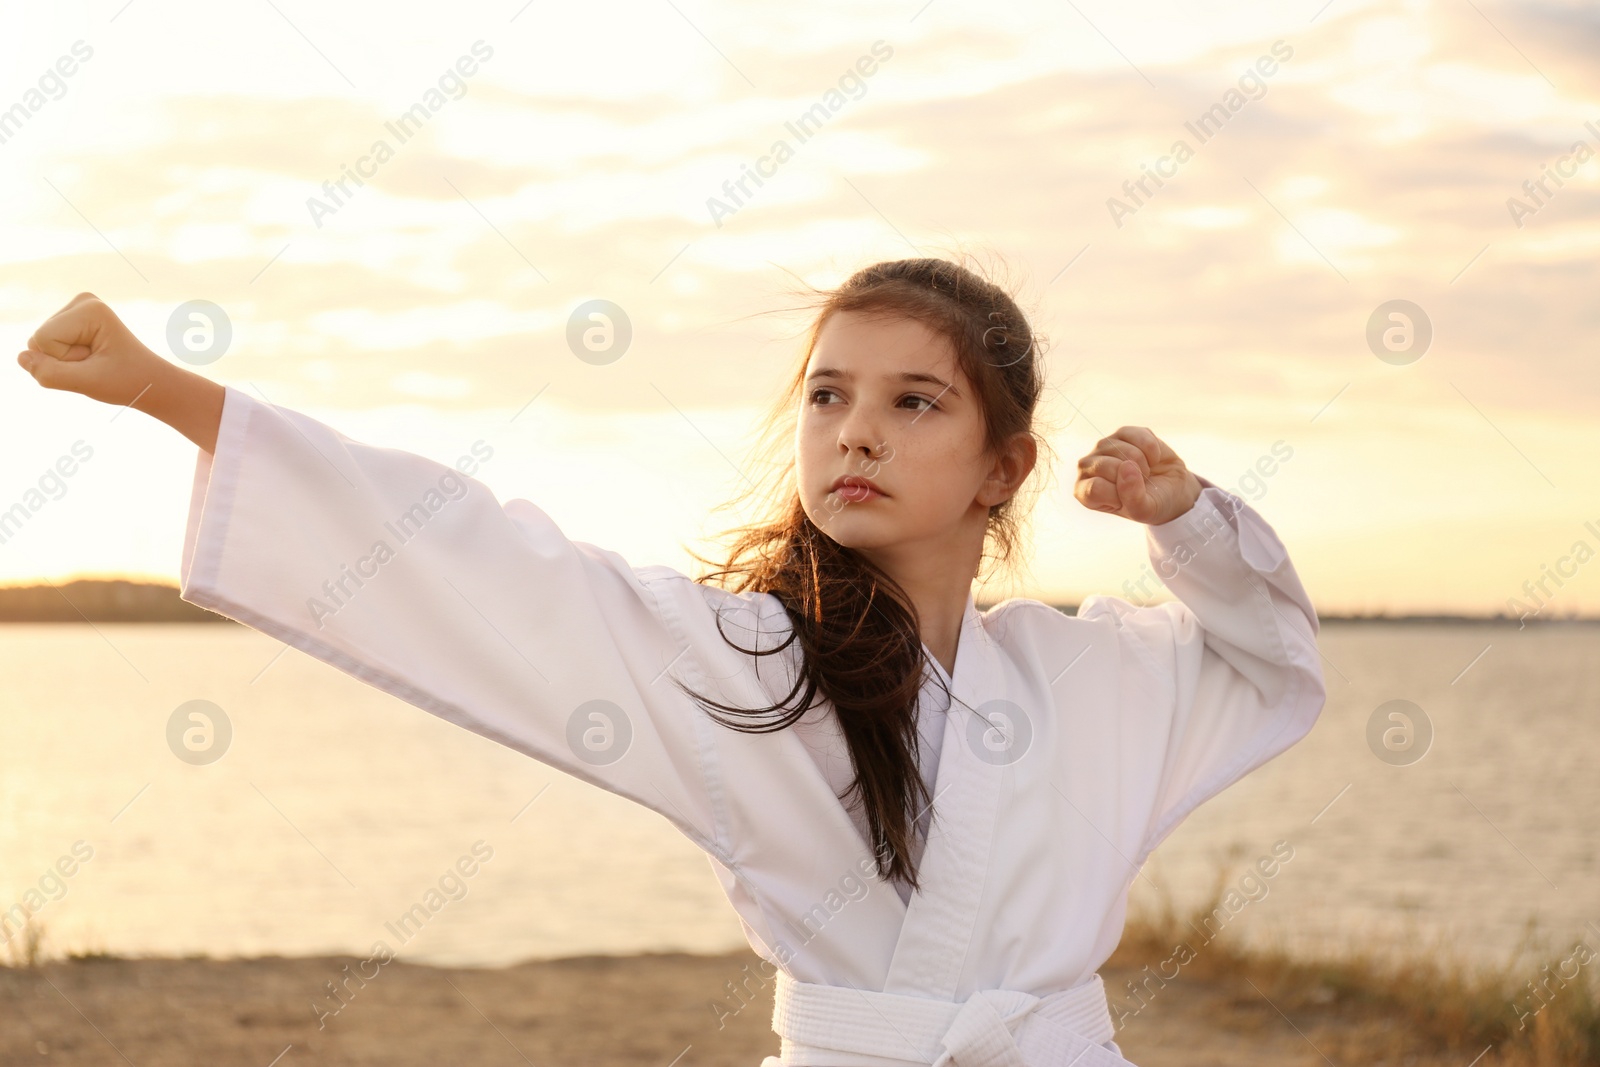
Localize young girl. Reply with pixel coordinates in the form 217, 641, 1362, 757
16, 259, 1325, 1067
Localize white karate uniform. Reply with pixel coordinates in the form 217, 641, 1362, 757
179, 387, 1326, 1067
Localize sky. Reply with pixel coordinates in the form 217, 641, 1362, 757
0, 0, 1597, 617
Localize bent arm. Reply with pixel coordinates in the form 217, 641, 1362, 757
1081, 475, 1327, 861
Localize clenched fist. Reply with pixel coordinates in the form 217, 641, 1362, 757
1074, 426, 1202, 526
16, 293, 225, 452
16, 293, 167, 406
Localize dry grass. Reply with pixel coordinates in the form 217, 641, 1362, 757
1109, 858, 1600, 1067
1, 914, 47, 969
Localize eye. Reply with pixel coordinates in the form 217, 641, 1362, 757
901, 394, 937, 412
809, 387, 840, 405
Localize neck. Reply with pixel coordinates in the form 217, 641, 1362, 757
859, 511, 986, 680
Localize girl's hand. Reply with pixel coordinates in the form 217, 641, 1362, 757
16, 293, 225, 452
16, 293, 168, 407
1074, 426, 1202, 526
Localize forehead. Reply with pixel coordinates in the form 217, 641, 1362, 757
807, 310, 961, 380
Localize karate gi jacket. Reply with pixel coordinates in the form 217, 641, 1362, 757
178, 386, 1327, 1066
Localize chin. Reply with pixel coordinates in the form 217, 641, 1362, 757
816, 517, 895, 550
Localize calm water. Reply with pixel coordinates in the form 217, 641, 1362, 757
1, 621, 1595, 969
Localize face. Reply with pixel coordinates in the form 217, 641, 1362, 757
795, 310, 1030, 560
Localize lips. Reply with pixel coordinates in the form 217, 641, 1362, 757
830, 475, 886, 502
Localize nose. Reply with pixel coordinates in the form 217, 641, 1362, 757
837, 411, 886, 462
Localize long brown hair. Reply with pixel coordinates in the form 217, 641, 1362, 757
673, 254, 1057, 893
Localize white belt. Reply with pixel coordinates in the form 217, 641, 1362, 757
764, 970, 1130, 1067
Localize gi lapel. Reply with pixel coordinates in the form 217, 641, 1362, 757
883, 591, 1007, 999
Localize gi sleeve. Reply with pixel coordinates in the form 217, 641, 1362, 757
1076, 474, 1327, 864
178, 385, 727, 858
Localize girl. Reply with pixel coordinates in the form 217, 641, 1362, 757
16, 259, 1325, 1067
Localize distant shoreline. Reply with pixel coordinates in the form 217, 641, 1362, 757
0, 579, 226, 623
0, 579, 1593, 625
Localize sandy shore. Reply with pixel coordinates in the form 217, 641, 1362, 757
2, 947, 1510, 1066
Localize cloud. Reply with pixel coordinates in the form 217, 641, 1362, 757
4, 0, 1599, 607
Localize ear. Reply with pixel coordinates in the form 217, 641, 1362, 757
976, 431, 1037, 507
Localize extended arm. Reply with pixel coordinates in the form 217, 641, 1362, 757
17, 294, 733, 858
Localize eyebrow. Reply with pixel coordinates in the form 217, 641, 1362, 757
804, 366, 961, 398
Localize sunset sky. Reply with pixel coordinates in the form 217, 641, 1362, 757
1, 0, 1596, 616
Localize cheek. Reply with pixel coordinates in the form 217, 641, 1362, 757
794, 433, 825, 485
890, 444, 978, 507
794, 433, 832, 512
